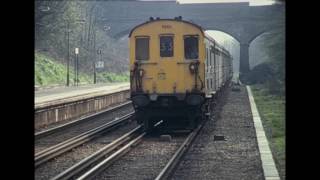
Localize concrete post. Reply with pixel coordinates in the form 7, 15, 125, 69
240, 43, 250, 74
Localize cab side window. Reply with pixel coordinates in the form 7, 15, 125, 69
184, 35, 199, 59
135, 37, 149, 60
160, 36, 173, 57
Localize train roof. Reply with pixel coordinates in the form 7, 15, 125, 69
129, 17, 231, 57
204, 31, 231, 57
128, 17, 205, 37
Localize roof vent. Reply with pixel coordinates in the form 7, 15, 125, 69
149, 17, 154, 21
174, 16, 182, 20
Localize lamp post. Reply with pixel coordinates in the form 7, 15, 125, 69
93, 61, 96, 84
66, 21, 70, 86
93, 25, 110, 84
95, 49, 102, 84
65, 19, 86, 86
93, 28, 97, 84
75, 48, 79, 86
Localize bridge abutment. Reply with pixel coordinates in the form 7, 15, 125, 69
239, 43, 250, 76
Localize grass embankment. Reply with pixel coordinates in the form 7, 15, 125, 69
251, 84, 285, 179
35, 52, 129, 86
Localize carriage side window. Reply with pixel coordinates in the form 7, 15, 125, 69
184, 35, 199, 59
209, 51, 212, 66
135, 37, 149, 60
206, 48, 209, 69
160, 36, 173, 57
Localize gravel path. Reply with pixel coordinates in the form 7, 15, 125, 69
93, 133, 186, 180
35, 104, 134, 154
170, 86, 264, 180
35, 119, 138, 180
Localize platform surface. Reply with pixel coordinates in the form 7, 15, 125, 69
35, 82, 130, 108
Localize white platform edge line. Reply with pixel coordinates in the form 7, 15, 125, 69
246, 86, 280, 180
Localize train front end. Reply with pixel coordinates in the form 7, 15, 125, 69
129, 17, 206, 131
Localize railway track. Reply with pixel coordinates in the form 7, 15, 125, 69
155, 120, 206, 180
51, 126, 145, 180
34, 112, 134, 167
53, 119, 206, 180
35, 101, 132, 139
35, 102, 133, 154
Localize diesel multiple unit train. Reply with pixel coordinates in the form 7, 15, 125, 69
129, 17, 233, 131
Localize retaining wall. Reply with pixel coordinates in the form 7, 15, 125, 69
35, 90, 130, 129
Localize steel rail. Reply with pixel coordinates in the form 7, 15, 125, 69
35, 101, 132, 139
154, 120, 207, 180
76, 132, 146, 180
51, 125, 142, 180
35, 112, 133, 157
34, 112, 134, 167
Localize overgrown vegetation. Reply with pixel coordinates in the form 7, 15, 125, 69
242, 26, 285, 96
96, 72, 129, 83
251, 84, 285, 179
35, 1, 129, 85
35, 52, 128, 86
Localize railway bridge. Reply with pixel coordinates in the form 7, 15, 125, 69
97, 1, 284, 77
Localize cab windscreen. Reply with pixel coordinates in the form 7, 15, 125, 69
135, 37, 149, 60
184, 36, 199, 59
160, 36, 173, 57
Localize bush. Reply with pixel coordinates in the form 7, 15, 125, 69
240, 62, 285, 96
240, 63, 275, 84
96, 72, 129, 83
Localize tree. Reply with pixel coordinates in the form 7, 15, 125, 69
35, 0, 129, 76
258, 25, 285, 95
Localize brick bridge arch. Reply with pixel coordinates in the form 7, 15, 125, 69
99, 1, 285, 76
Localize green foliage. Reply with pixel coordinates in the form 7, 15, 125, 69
251, 84, 285, 179
264, 28, 285, 81
35, 52, 91, 86
35, 52, 129, 86
243, 26, 285, 96
96, 72, 129, 83
241, 62, 275, 84
262, 28, 285, 96
35, 1, 129, 75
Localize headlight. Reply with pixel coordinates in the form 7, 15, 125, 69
139, 69, 144, 77
189, 62, 198, 74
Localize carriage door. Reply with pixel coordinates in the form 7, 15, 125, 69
183, 35, 199, 91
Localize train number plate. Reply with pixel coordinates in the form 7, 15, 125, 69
162, 25, 172, 29
158, 73, 166, 80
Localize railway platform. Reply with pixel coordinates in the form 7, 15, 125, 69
34, 83, 281, 180
35, 82, 130, 130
